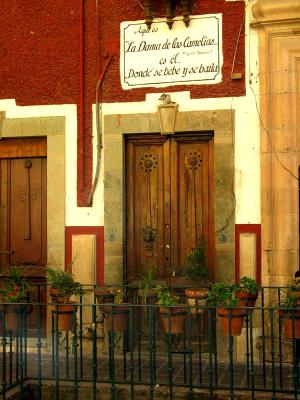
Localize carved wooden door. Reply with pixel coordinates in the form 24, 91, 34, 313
126, 133, 214, 282
0, 138, 47, 335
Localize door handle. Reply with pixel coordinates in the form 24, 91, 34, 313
0, 250, 14, 255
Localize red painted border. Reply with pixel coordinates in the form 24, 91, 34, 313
235, 224, 261, 285
65, 226, 104, 285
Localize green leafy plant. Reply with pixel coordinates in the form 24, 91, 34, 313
138, 263, 157, 304
142, 263, 154, 291
113, 288, 124, 304
0, 267, 32, 302
185, 238, 209, 282
46, 267, 81, 300
156, 285, 179, 306
278, 281, 300, 311
234, 276, 259, 295
287, 277, 300, 293
280, 291, 297, 310
207, 283, 237, 307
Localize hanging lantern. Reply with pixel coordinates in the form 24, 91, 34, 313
157, 94, 178, 135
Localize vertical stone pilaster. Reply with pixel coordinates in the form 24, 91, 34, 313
252, 0, 300, 286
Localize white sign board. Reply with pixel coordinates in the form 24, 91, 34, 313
120, 14, 223, 90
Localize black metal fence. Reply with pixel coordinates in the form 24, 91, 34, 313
1, 287, 300, 400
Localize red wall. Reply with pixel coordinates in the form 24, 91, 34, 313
0, 0, 245, 206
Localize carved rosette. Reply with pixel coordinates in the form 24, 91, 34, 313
185, 151, 203, 171
140, 154, 158, 172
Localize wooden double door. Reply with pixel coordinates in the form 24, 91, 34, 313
126, 133, 215, 282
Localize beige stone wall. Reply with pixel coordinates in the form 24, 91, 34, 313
252, 0, 300, 287
0, 114, 66, 267
104, 110, 235, 285
0, 113, 66, 341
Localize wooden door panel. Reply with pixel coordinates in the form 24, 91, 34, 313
0, 160, 9, 268
10, 158, 47, 268
174, 138, 210, 273
0, 158, 47, 270
126, 136, 168, 280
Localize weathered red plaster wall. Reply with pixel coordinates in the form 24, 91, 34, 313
0, 0, 245, 206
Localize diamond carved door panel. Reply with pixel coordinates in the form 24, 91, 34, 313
126, 133, 214, 282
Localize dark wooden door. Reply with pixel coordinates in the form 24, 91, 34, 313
0, 138, 47, 335
126, 133, 214, 282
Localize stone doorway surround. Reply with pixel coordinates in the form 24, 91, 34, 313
251, 0, 300, 286
0, 112, 65, 268
103, 110, 235, 285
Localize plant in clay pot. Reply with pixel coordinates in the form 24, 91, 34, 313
0, 267, 33, 334
184, 238, 210, 315
277, 283, 300, 339
95, 286, 116, 306
233, 276, 259, 311
46, 267, 82, 331
286, 277, 300, 302
207, 283, 246, 336
157, 285, 187, 335
46, 267, 81, 304
1, 267, 32, 303
137, 263, 157, 305
104, 288, 130, 332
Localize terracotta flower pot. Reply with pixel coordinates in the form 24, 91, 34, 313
234, 291, 258, 313
217, 307, 246, 336
95, 289, 115, 316
185, 288, 209, 315
95, 289, 115, 304
51, 302, 78, 331
278, 309, 300, 339
49, 287, 70, 304
160, 306, 187, 335
138, 288, 158, 305
1, 303, 33, 336
104, 304, 130, 332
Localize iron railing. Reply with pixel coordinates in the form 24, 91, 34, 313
0, 286, 300, 400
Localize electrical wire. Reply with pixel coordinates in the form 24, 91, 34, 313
87, 1, 112, 206
249, 84, 299, 181
216, 2, 248, 235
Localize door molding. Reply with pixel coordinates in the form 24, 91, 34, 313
0, 114, 65, 268
104, 109, 235, 285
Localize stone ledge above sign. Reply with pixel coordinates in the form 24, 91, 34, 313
252, 0, 300, 24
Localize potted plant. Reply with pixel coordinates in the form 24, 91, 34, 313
157, 285, 187, 335
233, 276, 259, 311
184, 238, 210, 315
95, 286, 116, 306
207, 283, 246, 336
104, 288, 130, 332
0, 267, 33, 334
46, 267, 81, 331
137, 263, 157, 305
277, 285, 300, 339
286, 277, 300, 303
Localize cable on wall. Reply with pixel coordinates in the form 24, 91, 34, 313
249, 85, 298, 181
87, 1, 113, 207
216, 2, 247, 235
